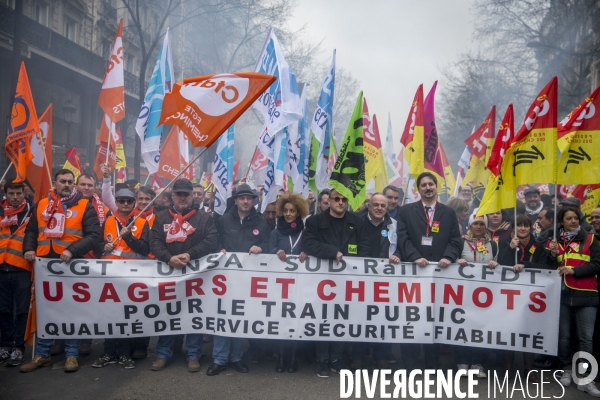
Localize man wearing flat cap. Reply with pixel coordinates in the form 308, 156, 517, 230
150, 179, 218, 373
207, 184, 270, 376
524, 186, 544, 224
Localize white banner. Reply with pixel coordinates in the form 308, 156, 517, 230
35, 255, 560, 354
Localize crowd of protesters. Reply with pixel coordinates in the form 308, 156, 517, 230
1, 168, 600, 395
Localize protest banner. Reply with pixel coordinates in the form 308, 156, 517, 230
35, 254, 560, 355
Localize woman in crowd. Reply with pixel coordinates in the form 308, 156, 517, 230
447, 197, 470, 235
549, 207, 600, 396
268, 193, 309, 373
456, 210, 499, 379
497, 214, 554, 381
487, 210, 513, 243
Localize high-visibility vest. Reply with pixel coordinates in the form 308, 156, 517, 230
102, 215, 147, 260
0, 216, 32, 271
36, 198, 88, 256
556, 233, 597, 292
144, 213, 155, 228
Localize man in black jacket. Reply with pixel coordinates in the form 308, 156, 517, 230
394, 172, 462, 372
302, 188, 370, 377
207, 184, 270, 376
149, 179, 218, 373
352, 193, 399, 369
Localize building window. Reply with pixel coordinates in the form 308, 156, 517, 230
64, 17, 77, 43
125, 55, 135, 74
35, 2, 49, 26
1, 0, 15, 9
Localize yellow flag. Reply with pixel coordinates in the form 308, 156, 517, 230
363, 101, 388, 192
400, 85, 425, 178
557, 85, 600, 184
503, 77, 558, 190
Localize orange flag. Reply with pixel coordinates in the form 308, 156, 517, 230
157, 126, 188, 180
5, 62, 41, 182
26, 104, 53, 202
63, 147, 83, 180
93, 114, 117, 178
24, 279, 36, 346
159, 72, 276, 148
98, 18, 125, 123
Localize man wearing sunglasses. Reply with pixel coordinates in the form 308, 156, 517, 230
149, 179, 218, 373
393, 172, 462, 372
302, 188, 370, 378
21, 169, 102, 373
91, 189, 150, 370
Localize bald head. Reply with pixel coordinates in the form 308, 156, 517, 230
368, 193, 388, 223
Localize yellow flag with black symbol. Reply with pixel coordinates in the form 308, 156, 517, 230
503, 77, 557, 189
557, 85, 600, 184
329, 91, 365, 211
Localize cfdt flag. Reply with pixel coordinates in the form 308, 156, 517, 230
477, 105, 516, 216
329, 91, 365, 211
254, 28, 302, 134
262, 128, 287, 213
400, 84, 424, 178
422, 81, 444, 178
212, 125, 235, 215
27, 104, 52, 202
136, 28, 174, 174
98, 18, 125, 122
5, 62, 41, 182
504, 77, 558, 188
557, 85, 600, 184
159, 72, 275, 149
384, 113, 402, 187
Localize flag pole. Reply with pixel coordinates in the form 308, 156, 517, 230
0, 162, 14, 183
40, 134, 53, 188
143, 173, 151, 186
107, 146, 211, 248
243, 145, 259, 180
514, 200, 518, 265
105, 121, 113, 165
553, 184, 558, 240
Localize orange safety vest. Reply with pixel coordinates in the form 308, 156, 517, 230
0, 216, 32, 271
144, 213, 155, 228
556, 233, 597, 292
102, 215, 148, 260
36, 197, 88, 256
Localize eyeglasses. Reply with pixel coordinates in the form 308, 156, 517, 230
174, 192, 191, 197
116, 198, 134, 205
331, 196, 348, 203
58, 179, 74, 185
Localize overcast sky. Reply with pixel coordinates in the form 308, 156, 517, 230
290, 0, 476, 150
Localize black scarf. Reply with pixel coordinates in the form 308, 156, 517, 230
276, 216, 304, 236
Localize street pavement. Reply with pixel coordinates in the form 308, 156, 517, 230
0, 339, 594, 399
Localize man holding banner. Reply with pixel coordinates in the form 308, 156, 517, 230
21, 169, 102, 373
394, 171, 462, 372
149, 179, 218, 372
302, 188, 370, 377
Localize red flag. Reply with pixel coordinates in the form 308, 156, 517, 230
159, 72, 276, 148
233, 160, 241, 182
400, 84, 424, 177
423, 81, 444, 177
27, 104, 53, 202
94, 114, 117, 178
5, 62, 41, 182
465, 106, 496, 159
63, 147, 83, 179
98, 18, 125, 122
487, 104, 515, 176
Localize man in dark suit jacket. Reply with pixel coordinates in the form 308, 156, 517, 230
302, 188, 370, 377
394, 172, 462, 371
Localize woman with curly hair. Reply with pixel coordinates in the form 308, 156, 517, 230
268, 193, 309, 373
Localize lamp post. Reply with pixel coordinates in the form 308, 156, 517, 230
62, 99, 76, 145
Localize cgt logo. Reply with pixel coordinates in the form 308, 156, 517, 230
179, 74, 249, 117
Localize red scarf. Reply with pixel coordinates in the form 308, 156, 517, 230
166, 209, 197, 243
41, 189, 77, 239
91, 193, 106, 226
135, 206, 154, 221
113, 210, 136, 228
0, 199, 26, 227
